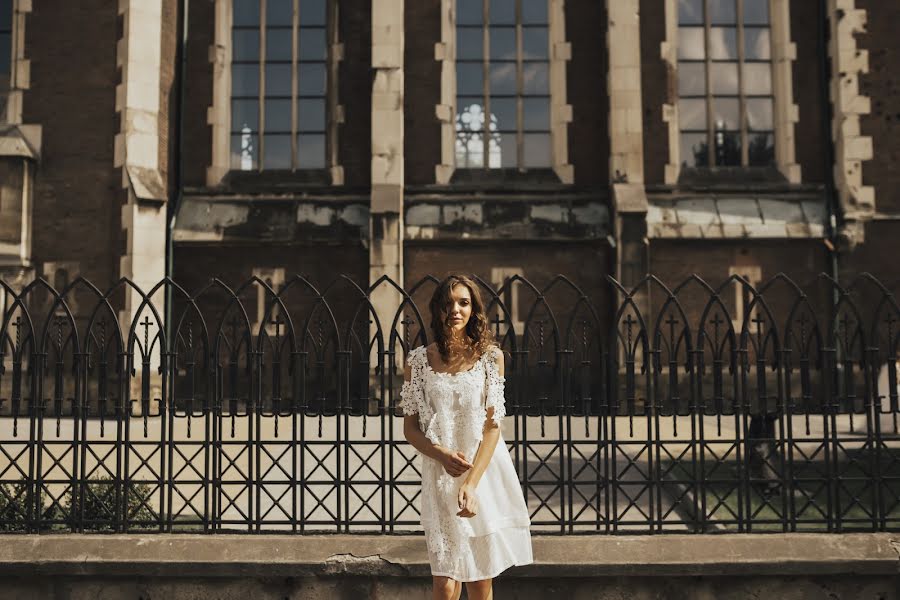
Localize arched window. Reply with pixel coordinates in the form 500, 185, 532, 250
230, 0, 331, 171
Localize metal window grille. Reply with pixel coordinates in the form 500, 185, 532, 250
455, 0, 552, 170
677, 0, 776, 168
230, 0, 332, 171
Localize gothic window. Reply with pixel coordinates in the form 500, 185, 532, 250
677, 0, 775, 169
230, 0, 330, 171
0, 0, 12, 122
455, 0, 552, 170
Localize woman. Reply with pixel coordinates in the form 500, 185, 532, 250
399, 274, 532, 600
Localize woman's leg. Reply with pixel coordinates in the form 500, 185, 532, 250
432, 576, 463, 600
464, 578, 493, 600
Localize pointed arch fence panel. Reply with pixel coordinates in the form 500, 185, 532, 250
0, 272, 896, 534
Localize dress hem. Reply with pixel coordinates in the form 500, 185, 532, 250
428, 556, 534, 583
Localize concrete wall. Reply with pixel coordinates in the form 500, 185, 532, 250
0, 534, 895, 600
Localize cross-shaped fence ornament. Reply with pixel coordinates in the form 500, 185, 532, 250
665, 313, 679, 341
271, 315, 283, 341
140, 315, 153, 350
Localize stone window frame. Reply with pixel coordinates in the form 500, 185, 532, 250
661, 0, 800, 184
2, 0, 31, 126
208, 0, 345, 187
435, 0, 572, 184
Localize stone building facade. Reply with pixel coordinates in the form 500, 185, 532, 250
2, 0, 898, 323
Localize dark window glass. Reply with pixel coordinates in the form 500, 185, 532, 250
457, 27, 483, 60
490, 96, 516, 131
490, 27, 516, 61
523, 97, 549, 131
266, 28, 292, 61
708, 0, 736, 24
297, 63, 326, 96
678, 63, 706, 95
709, 27, 737, 60
230, 0, 329, 171
301, 0, 327, 26
298, 98, 326, 132
522, 28, 548, 60
263, 134, 292, 169
678, 0, 775, 168
489, 0, 515, 25
232, 98, 259, 131
264, 98, 291, 132
521, 2, 547, 24
746, 98, 773, 130
678, 0, 704, 25
678, 98, 707, 130
233, 0, 260, 26
744, 0, 769, 25
266, 0, 292, 25
232, 64, 260, 97
678, 27, 705, 60
233, 29, 260, 61
456, 0, 552, 170
457, 63, 484, 96
744, 27, 770, 60
297, 134, 326, 168
457, 0, 483, 25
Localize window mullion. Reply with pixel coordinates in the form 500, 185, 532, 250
515, 0, 523, 171
482, 0, 490, 169
258, 0, 267, 171
703, 0, 713, 167
291, 0, 299, 170
737, 0, 747, 166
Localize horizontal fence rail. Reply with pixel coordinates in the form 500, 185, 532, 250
0, 272, 897, 534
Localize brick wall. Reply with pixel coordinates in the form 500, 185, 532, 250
339, 0, 372, 188
858, 0, 900, 215
23, 1, 121, 287
567, 0, 608, 185
182, 0, 213, 187
640, 0, 667, 185
790, 0, 827, 184
404, 0, 441, 186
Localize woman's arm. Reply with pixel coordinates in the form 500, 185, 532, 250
457, 347, 504, 517
402, 363, 474, 477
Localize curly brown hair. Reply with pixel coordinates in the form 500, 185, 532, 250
429, 274, 496, 362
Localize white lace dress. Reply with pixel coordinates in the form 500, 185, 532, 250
399, 345, 533, 582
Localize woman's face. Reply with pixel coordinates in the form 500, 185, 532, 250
445, 283, 473, 335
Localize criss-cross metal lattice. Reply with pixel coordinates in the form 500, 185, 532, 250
0, 272, 897, 534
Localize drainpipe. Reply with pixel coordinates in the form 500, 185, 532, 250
819, 0, 839, 288
166, 0, 189, 341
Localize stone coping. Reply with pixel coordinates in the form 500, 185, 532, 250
0, 533, 897, 578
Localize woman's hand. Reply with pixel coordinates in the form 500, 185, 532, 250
457, 482, 477, 518
438, 447, 474, 477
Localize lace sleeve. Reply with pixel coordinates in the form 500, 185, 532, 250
398, 347, 425, 416
484, 346, 506, 426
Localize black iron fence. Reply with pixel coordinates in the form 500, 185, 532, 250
0, 272, 897, 534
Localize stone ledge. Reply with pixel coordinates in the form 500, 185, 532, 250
0, 533, 896, 578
